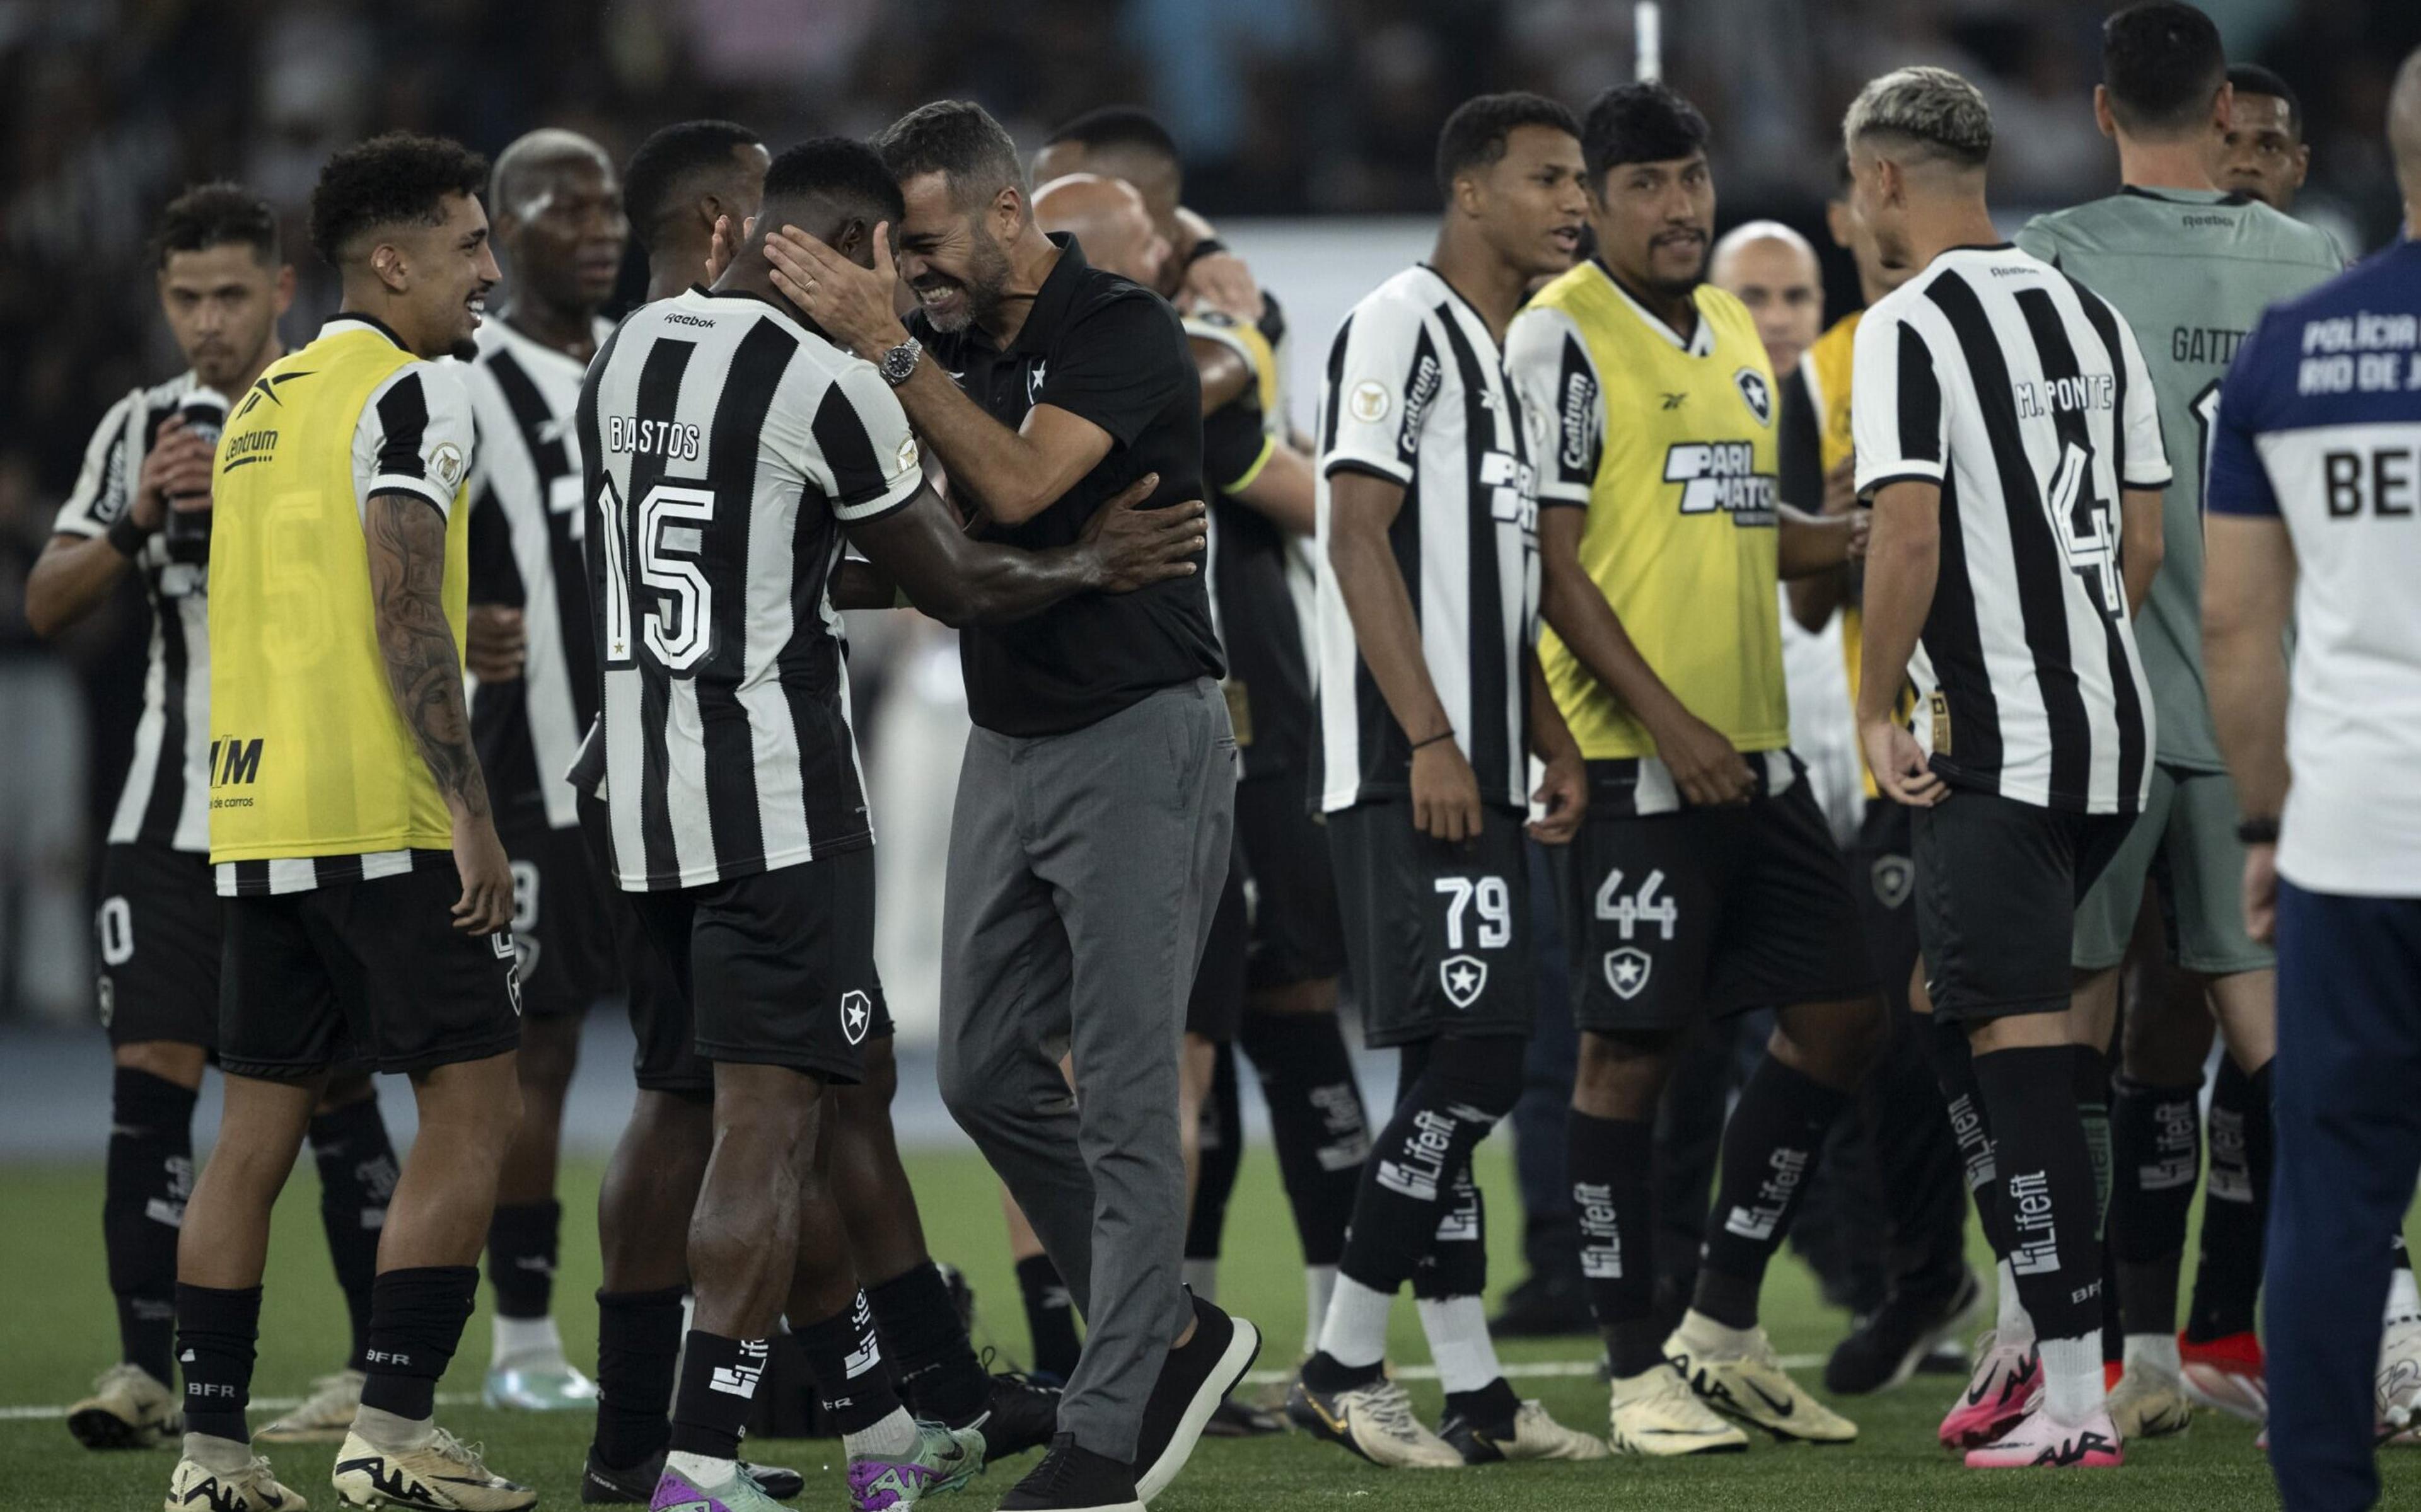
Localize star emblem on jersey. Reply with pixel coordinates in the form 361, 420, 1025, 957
1871, 854, 1915, 909
1733, 367, 1772, 426
1349, 379, 1392, 424
1439, 954, 1487, 1010
1603, 947, 1652, 1000
1026, 361, 1049, 406
840, 988, 873, 1046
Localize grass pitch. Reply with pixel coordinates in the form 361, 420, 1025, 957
1, 1141, 2398, 1511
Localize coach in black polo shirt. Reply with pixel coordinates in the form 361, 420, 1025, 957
760, 100, 1254, 1512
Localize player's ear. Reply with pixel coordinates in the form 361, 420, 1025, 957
369, 239, 407, 293
2212, 81, 2235, 134
2092, 84, 2116, 142
992, 184, 1024, 241
834, 217, 868, 263
274, 262, 297, 315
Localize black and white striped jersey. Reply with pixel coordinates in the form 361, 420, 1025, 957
463, 316, 613, 836
1311, 264, 1540, 813
54, 371, 211, 853
578, 287, 924, 891
1852, 243, 2166, 815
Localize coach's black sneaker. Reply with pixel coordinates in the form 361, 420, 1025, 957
979, 1371, 1064, 1463
1824, 1267, 1983, 1396
578, 1446, 804, 1503
997, 1434, 1142, 1512
1132, 1292, 1260, 1501
1490, 1272, 1594, 1339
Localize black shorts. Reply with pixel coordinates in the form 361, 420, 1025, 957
219, 853, 523, 1078
1187, 841, 1248, 1042
95, 842, 220, 1050
1329, 800, 1532, 1048
625, 848, 878, 1086
1555, 759, 1876, 1033
1912, 788, 2134, 1023
1234, 768, 1345, 990
501, 821, 620, 1019
1850, 800, 1922, 1012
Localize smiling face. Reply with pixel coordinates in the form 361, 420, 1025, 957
891, 170, 1017, 335
499, 149, 628, 313
1591, 148, 1716, 301
2212, 91, 2309, 210
381, 190, 502, 360
158, 243, 292, 390
1464, 124, 1590, 282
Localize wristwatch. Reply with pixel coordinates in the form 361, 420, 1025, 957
876, 335, 922, 387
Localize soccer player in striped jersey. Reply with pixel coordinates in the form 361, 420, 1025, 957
1510, 82, 1875, 1455
25, 183, 405, 1457
1847, 66, 2167, 1469
624, 120, 770, 306
1287, 92, 1598, 1471
456, 125, 627, 1416
2017, 4, 2343, 1444
582, 137, 1207, 1512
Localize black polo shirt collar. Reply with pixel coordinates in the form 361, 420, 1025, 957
1004, 232, 1089, 356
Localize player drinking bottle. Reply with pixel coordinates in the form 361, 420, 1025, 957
165, 390, 226, 563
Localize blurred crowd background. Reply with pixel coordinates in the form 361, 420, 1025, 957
2, 0, 2415, 1020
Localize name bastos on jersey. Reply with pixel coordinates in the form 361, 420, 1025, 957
578, 288, 924, 892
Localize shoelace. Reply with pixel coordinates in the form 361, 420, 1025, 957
1354, 1383, 1426, 1441
429, 1428, 492, 1479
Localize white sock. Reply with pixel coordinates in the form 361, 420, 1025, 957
666, 1450, 736, 1488
1183, 1259, 1220, 1304
2388, 1265, 2421, 1324
491, 1312, 564, 1365
1996, 1260, 2038, 1351
1304, 1266, 1339, 1359
843, 1405, 919, 1460
2038, 1335, 2104, 1424
1676, 1308, 1762, 1357
183, 1431, 255, 1472
1414, 1295, 1503, 1396
2123, 1332, 2181, 1376
349, 1404, 434, 1453
1316, 1274, 1393, 1370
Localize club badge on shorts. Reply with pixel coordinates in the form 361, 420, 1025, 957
1603, 946, 1652, 1000
1871, 854, 1914, 909
840, 988, 872, 1046
1438, 954, 1487, 1010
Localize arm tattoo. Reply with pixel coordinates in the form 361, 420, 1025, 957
366, 493, 491, 821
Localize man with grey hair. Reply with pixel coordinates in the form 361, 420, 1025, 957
1845, 63, 2169, 1469
758, 100, 1259, 1512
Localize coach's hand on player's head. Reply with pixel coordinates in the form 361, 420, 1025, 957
137, 412, 215, 528
451, 812, 514, 935
1410, 736, 1485, 844
2241, 841, 2279, 945
764, 222, 908, 362
463, 604, 527, 683
1859, 716, 1944, 808
1651, 708, 1756, 807
1076, 472, 1207, 594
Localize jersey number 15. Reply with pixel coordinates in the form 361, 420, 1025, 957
599, 477, 716, 672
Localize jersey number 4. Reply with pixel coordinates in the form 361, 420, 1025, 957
600, 478, 716, 671
2045, 441, 2124, 621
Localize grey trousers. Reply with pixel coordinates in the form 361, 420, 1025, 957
938, 677, 1236, 1461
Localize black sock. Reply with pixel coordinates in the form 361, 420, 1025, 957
1015, 1254, 1082, 1382
1239, 1008, 1371, 1267
1334, 1043, 1514, 1298
1569, 1110, 1659, 1376
1693, 1054, 1849, 1329
106, 1068, 195, 1385
1444, 1376, 1521, 1438
1927, 1013, 2013, 1258
1972, 1046, 2102, 1341
794, 1293, 904, 1436
1185, 1042, 1244, 1266
595, 1286, 686, 1470
1410, 1169, 1489, 1301
308, 1096, 398, 1371
1865, 1010, 1970, 1296
866, 1263, 989, 1428
2073, 1045, 2113, 1234
175, 1283, 260, 1443
358, 1265, 479, 1421
2187, 1058, 2272, 1341
1301, 1349, 1384, 1394
486, 1199, 562, 1323
2109, 1075, 2201, 1336
668, 1331, 770, 1460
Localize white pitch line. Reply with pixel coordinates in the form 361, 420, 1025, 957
3, 1356, 1831, 1422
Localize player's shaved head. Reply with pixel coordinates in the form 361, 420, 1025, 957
624, 119, 767, 258
1712, 221, 1823, 376
1037, 107, 1182, 229
1033, 173, 1169, 286
2393, 46, 2421, 203
1712, 220, 1816, 279
491, 128, 613, 221
757, 137, 907, 266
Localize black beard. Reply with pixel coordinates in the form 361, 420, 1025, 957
448, 337, 479, 361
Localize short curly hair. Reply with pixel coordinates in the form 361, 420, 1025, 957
308, 132, 491, 268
